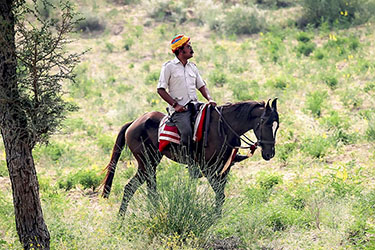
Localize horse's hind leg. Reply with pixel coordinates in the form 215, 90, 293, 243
119, 169, 146, 215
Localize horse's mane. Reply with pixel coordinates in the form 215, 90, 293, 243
220, 100, 265, 119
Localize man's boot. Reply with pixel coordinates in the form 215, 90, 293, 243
233, 154, 248, 163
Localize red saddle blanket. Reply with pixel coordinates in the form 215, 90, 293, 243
158, 104, 208, 152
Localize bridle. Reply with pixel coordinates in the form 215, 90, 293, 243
215, 105, 277, 154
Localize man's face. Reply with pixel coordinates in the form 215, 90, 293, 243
180, 42, 194, 59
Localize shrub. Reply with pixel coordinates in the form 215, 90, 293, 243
322, 75, 339, 89
299, 0, 375, 28
365, 113, 375, 141
266, 76, 288, 90
257, 30, 285, 63
148, 0, 188, 24
339, 87, 363, 110
97, 134, 115, 154
296, 32, 312, 43
0, 160, 8, 177
296, 41, 316, 56
58, 169, 103, 191
209, 69, 227, 87
145, 71, 160, 86
222, 6, 267, 36
305, 90, 328, 117
277, 141, 297, 163
128, 164, 218, 243
302, 135, 332, 158
320, 111, 355, 145
76, 13, 105, 33
256, 172, 283, 190
230, 80, 259, 101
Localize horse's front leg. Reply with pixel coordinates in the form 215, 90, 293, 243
207, 174, 228, 216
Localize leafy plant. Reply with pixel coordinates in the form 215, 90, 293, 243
305, 90, 328, 117
302, 135, 332, 158
299, 0, 375, 27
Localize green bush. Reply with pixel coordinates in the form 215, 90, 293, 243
222, 6, 267, 36
365, 113, 375, 141
296, 31, 312, 43
76, 13, 105, 33
230, 80, 259, 101
97, 134, 115, 154
277, 142, 297, 163
320, 111, 355, 145
256, 172, 283, 190
145, 71, 160, 86
302, 135, 332, 158
209, 69, 227, 87
58, 169, 103, 191
257, 30, 285, 63
129, 165, 218, 243
148, 0, 188, 24
305, 90, 328, 117
299, 0, 375, 27
322, 75, 338, 89
0, 160, 8, 177
296, 41, 316, 56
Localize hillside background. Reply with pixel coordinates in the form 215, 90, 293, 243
1, 0, 375, 249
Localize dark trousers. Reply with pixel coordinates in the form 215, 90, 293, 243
171, 110, 192, 147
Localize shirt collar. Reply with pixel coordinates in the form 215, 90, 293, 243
173, 57, 190, 65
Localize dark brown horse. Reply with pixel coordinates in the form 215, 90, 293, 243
102, 98, 279, 215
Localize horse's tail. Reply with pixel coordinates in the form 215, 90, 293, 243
101, 121, 133, 198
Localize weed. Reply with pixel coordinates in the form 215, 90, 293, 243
230, 80, 259, 101
145, 71, 160, 86
277, 141, 297, 163
339, 87, 363, 110
97, 134, 115, 154
0, 160, 8, 177
222, 6, 267, 35
365, 113, 375, 141
296, 41, 316, 57
299, 0, 374, 27
305, 90, 328, 117
128, 163, 218, 244
209, 69, 227, 87
58, 168, 103, 191
123, 36, 134, 51
257, 30, 285, 63
302, 135, 332, 158
322, 75, 338, 89
256, 172, 283, 190
76, 13, 105, 33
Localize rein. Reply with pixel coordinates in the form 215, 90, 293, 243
214, 106, 259, 154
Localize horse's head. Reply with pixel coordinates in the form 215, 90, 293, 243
254, 98, 279, 161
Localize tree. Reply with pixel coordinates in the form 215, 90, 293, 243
0, 0, 81, 249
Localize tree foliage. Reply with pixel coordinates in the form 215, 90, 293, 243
2, 0, 82, 148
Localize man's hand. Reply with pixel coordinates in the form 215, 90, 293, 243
208, 99, 217, 107
174, 104, 186, 112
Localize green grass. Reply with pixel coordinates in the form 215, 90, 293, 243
1, 0, 375, 249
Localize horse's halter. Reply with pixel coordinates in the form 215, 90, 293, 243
254, 111, 279, 146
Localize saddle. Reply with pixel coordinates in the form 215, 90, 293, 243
158, 102, 210, 152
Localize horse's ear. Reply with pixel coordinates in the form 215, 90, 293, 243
265, 99, 272, 113
272, 98, 278, 111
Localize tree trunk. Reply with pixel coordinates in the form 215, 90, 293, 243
0, 1, 50, 249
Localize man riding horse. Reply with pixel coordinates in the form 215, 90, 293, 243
157, 34, 247, 177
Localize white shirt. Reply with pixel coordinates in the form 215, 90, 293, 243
157, 57, 206, 114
